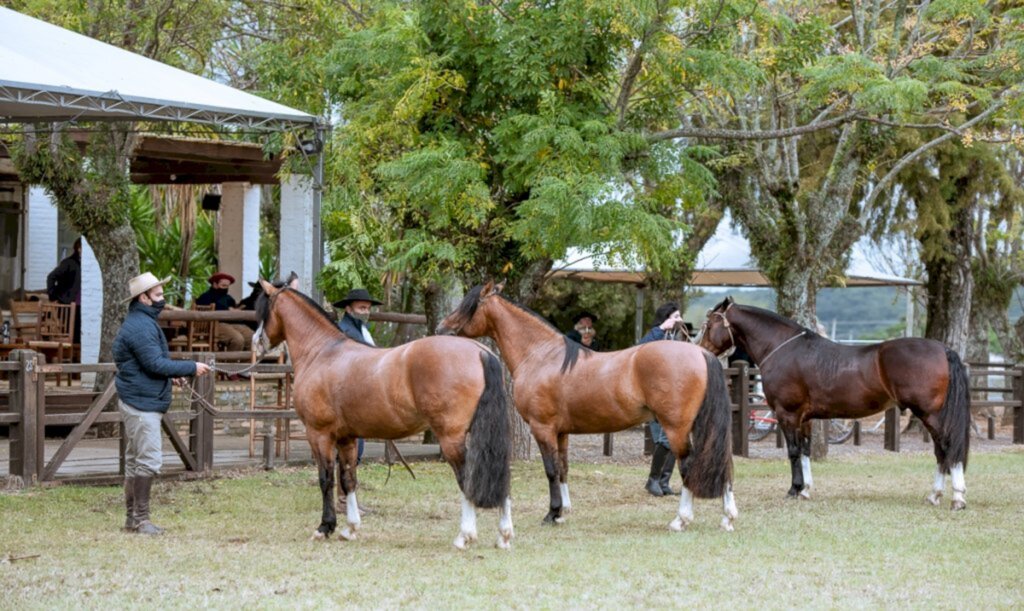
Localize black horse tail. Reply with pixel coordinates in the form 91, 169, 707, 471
939, 347, 971, 473
683, 352, 734, 498
464, 351, 512, 508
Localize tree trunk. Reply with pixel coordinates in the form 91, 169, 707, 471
923, 201, 974, 358
89, 224, 141, 366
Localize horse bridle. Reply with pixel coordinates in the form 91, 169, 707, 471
700, 302, 736, 354
252, 287, 287, 359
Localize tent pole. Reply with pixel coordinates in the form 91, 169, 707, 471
905, 286, 914, 337
635, 284, 645, 343
311, 123, 326, 304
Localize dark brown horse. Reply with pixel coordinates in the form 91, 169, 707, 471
698, 296, 971, 510
439, 282, 737, 531
253, 280, 514, 549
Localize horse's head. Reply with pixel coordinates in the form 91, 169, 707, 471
437, 281, 505, 337
253, 278, 292, 354
698, 296, 736, 356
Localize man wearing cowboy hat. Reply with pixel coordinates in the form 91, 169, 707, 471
333, 288, 382, 346
113, 272, 211, 535
196, 271, 252, 351
565, 311, 601, 351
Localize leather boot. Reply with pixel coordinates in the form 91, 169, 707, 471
123, 477, 137, 532
133, 475, 164, 535
659, 454, 678, 495
645, 445, 669, 497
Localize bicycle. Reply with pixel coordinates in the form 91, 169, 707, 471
747, 405, 859, 445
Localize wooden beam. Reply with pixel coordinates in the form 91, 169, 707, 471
41, 378, 117, 481
135, 136, 271, 163
162, 414, 199, 472
130, 172, 281, 185
131, 159, 282, 176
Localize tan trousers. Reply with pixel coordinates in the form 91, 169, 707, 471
216, 323, 252, 351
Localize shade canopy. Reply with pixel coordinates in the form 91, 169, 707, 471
0, 7, 317, 129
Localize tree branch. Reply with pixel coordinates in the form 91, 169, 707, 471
861, 100, 1008, 211
646, 111, 859, 142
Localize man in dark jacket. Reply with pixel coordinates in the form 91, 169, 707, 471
114, 272, 211, 535
46, 237, 82, 344
334, 288, 382, 346
639, 302, 685, 497
196, 271, 252, 351
565, 311, 601, 351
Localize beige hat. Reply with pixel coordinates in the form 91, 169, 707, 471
126, 272, 170, 302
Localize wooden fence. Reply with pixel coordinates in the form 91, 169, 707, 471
726, 361, 1024, 458
2, 350, 295, 485
3, 350, 1022, 483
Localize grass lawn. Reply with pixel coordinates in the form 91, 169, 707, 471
2, 449, 1023, 608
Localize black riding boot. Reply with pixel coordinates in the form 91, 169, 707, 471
645, 445, 670, 497
659, 454, 678, 495
133, 475, 164, 535
123, 477, 137, 532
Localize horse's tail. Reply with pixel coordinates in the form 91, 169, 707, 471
464, 351, 512, 508
683, 352, 734, 499
939, 347, 971, 473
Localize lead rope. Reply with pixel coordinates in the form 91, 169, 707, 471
178, 377, 416, 481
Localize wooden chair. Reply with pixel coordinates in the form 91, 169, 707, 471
27, 302, 76, 385
9, 300, 42, 342
168, 304, 218, 352
248, 345, 300, 459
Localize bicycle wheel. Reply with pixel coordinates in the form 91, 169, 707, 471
748, 409, 775, 442
827, 419, 854, 444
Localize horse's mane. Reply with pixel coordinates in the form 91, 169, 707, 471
256, 283, 345, 339
735, 303, 815, 335
458, 284, 591, 374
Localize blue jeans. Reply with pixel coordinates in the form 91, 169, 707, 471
357, 438, 364, 463
649, 419, 669, 450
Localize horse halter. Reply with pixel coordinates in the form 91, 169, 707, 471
252, 287, 287, 358
701, 302, 736, 354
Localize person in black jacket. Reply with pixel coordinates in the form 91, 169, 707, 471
46, 237, 82, 345
332, 288, 383, 467
113, 272, 211, 535
639, 302, 685, 497
565, 311, 601, 351
196, 272, 252, 351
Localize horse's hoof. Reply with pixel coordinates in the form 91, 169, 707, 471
542, 512, 561, 525
554, 516, 566, 524
720, 517, 734, 532
669, 515, 691, 532
950, 500, 966, 511
311, 530, 328, 542
926, 492, 942, 506
338, 527, 357, 541
453, 535, 469, 550
799, 489, 811, 500
496, 535, 513, 550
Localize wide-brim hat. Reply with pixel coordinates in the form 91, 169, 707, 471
209, 272, 235, 284
573, 311, 599, 324
126, 272, 170, 302
333, 288, 383, 309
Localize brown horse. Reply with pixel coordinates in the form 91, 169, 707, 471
253, 280, 514, 549
698, 296, 971, 510
438, 282, 737, 531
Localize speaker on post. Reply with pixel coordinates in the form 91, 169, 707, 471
201, 193, 221, 211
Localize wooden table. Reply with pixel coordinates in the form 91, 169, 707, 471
0, 343, 30, 360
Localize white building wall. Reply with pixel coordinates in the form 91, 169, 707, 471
79, 237, 102, 364
219, 183, 261, 301
25, 187, 58, 291
279, 175, 314, 295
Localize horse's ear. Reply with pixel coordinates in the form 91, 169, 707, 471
494, 279, 506, 294
481, 280, 495, 297
725, 295, 734, 306
258, 278, 278, 295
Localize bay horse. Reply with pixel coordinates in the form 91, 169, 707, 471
438, 282, 738, 532
252, 280, 514, 549
698, 296, 971, 510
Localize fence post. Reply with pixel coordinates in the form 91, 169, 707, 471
1013, 366, 1023, 445
9, 350, 40, 485
188, 353, 216, 473
730, 363, 749, 457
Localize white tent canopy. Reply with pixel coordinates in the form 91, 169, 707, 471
550, 213, 921, 288
0, 7, 317, 129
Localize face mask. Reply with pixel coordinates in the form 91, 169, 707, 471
351, 312, 370, 323
150, 299, 166, 312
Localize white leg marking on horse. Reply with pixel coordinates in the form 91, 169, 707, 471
721, 484, 738, 532
800, 456, 813, 499
496, 497, 514, 550
560, 483, 572, 514
927, 466, 945, 506
950, 463, 966, 511
339, 492, 361, 540
670, 488, 695, 532
454, 495, 479, 550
